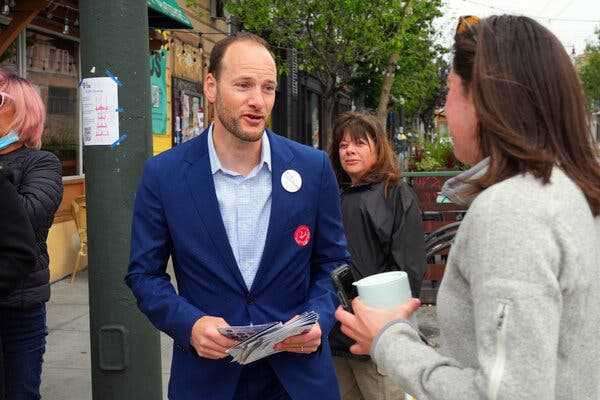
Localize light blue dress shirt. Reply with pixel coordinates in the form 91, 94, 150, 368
207, 125, 272, 289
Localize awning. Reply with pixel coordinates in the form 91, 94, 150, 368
147, 0, 193, 29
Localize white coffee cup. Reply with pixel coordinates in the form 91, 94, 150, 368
353, 271, 412, 309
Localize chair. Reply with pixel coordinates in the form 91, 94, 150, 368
425, 221, 461, 245
71, 196, 87, 283
420, 222, 460, 304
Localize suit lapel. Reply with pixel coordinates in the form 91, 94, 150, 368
183, 131, 247, 292
251, 132, 295, 293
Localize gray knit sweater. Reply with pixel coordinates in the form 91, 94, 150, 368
371, 166, 600, 399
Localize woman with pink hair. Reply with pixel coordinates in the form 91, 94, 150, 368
0, 68, 63, 399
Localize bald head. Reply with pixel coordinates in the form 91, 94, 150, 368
209, 32, 274, 80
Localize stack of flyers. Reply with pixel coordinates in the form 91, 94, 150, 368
222, 311, 319, 365
217, 322, 279, 342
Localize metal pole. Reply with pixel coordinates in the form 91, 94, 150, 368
79, 1, 162, 398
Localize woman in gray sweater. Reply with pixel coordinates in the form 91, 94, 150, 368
336, 15, 600, 400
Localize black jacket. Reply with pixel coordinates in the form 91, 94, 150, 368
0, 167, 37, 294
0, 165, 38, 400
0, 147, 63, 309
329, 180, 426, 357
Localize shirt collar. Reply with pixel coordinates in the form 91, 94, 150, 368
440, 157, 490, 206
342, 181, 375, 194
207, 123, 272, 176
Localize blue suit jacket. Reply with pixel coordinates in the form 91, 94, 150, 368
126, 129, 350, 400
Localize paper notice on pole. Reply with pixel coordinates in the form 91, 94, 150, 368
80, 77, 120, 146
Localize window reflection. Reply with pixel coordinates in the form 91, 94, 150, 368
27, 30, 79, 176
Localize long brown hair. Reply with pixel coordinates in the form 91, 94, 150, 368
329, 112, 401, 193
454, 15, 600, 216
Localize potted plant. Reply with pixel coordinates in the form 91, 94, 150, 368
409, 134, 463, 172
406, 134, 467, 215
42, 130, 78, 176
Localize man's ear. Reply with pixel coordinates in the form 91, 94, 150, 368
204, 73, 217, 104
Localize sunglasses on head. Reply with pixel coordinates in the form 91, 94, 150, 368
0, 92, 12, 109
456, 15, 480, 35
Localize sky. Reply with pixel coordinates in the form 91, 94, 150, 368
436, 0, 600, 55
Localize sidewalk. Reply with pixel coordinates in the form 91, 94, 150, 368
41, 270, 173, 400
41, 270, 439, 399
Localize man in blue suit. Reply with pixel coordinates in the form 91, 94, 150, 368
126, 32, 349, 400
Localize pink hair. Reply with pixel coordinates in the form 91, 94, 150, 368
0, 68, 46, 149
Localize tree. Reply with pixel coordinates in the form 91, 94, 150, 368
189, 0, 443, 144
350, 37, 447, 134
414, 57, 449, 133
579, 29, 600, 110
372, 0, 443, 125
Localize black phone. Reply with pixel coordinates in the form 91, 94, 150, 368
331, 264, 358, 312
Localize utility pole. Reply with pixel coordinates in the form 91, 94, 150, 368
79, 1, 163, 398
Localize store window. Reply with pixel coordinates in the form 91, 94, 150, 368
27, 30, 80, 176
172, 78, 203, 146
0, 25, 18, 72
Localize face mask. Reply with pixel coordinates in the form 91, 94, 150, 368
0, 131, 20, 150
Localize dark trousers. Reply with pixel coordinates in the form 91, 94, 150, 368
0, 304, 47, 400
233, 359, 291, 400
0, 336, 4, 400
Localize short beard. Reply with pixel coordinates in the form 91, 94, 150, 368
215, 95, 263, 143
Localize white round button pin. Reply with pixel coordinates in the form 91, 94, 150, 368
281, 169, 302, 193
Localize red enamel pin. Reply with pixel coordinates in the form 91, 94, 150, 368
294, 225, 311, 247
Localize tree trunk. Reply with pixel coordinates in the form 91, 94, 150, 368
375, 0, 412, 129
321, 94, 336, 151
376, 52, 400, 129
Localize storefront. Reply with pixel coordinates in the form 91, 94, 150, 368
1, 3, 84, 281
0, 0, 202, 282
150, 31, 208, 155
148, 0, 232, 155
